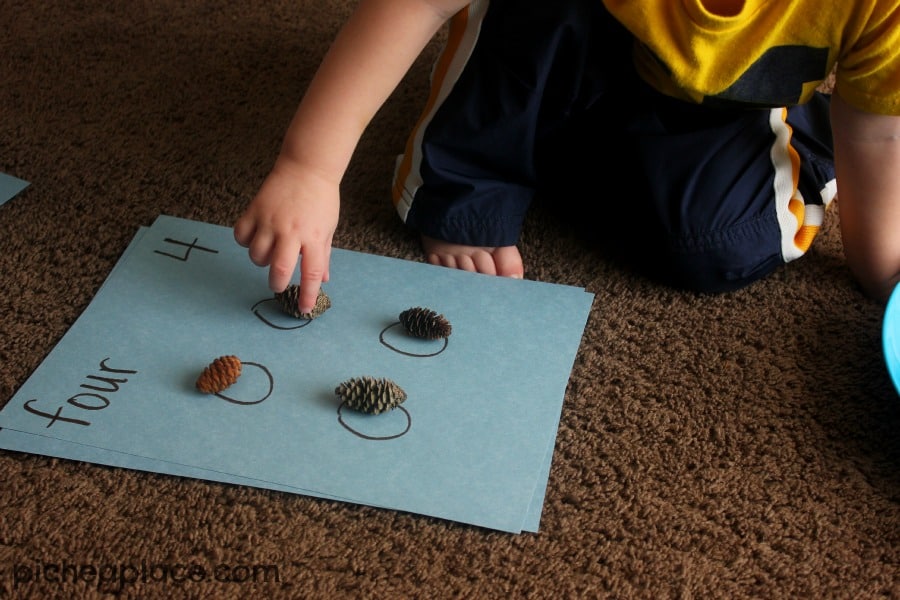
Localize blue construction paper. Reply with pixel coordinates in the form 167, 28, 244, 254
0, 172, 29, 205
0, 427, 552, 532
0, 428, 359, 502
0, 215, 593, 532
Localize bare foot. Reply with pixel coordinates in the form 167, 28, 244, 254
421, 235, 524, 278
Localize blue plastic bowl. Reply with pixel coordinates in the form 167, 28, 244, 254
882, 283, 900, 396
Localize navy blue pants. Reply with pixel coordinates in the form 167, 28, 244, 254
392, 0, 836, 292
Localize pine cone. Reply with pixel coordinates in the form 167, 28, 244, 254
399, 307, 452, 339
196, 355, 242, 394
275, 285, 331, 319
335, 376, 407, 415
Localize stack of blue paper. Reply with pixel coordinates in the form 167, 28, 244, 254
0, 215, 593, 533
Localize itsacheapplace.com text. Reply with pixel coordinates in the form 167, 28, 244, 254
11, 560, 282, 593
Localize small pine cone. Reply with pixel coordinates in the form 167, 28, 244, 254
335, 376, 407, 415
399, 307, 452, 339
275, 285, 331, 319
196, 355, 242, 394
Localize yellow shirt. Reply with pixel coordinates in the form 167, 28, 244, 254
603, 0, 900, 114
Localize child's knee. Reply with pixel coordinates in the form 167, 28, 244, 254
657, 247, 785, 294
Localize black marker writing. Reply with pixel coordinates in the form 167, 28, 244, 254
153, 237, 218, 261
22, 357, 138, 428
337, 402, 411, 440
250, 298, 313, 330
379, 322, 448, 357
213, 362, 274, 405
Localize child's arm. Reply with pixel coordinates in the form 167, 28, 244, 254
830, 90, 900, 302
234, 0, 468, 314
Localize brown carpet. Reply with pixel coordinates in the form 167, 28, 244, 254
1, 2, 898, 598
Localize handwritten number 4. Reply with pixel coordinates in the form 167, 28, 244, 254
154, 237, 218, 261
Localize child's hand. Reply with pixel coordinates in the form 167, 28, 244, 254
234, 159, 340, 315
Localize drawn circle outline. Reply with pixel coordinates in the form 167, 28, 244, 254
379, 322, 449, 357
337, 400, 411, 440
251, 298, 313, 330
215, 361, 273, 405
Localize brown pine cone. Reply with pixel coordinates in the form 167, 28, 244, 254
399, 307, 452, 339
196, 355, 242, 394
275, 285, 331, 319
335, 376, 407, 415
